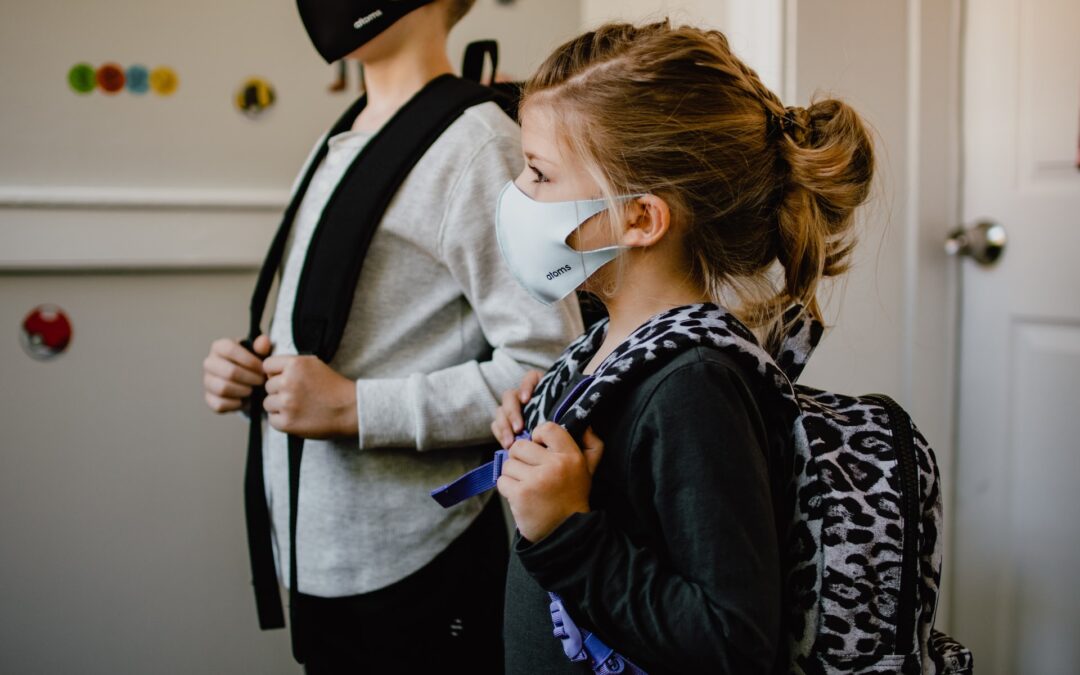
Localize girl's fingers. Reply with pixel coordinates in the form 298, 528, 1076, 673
529, 422, 575, 452
496, 474, 518, 500
501, 388, 525, 433
581, 427, 606, 475
519, 369, 543, 403
499, 456, 532, 481
508, 439, 546, 466
491, 411, 514, 449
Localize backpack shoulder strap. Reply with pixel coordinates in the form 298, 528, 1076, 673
292, 74, 495, 360
243, 75, 495, 651
772, 305, 825, 383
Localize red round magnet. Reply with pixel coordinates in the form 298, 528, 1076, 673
21, 305, 73, 361
96, 63, 126, 94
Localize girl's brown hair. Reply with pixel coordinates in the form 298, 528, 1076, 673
522, 20, 875, 346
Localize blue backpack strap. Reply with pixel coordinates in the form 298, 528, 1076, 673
429, 449, 508, 507
549, 593, 648, 675
431, 375, 595, 508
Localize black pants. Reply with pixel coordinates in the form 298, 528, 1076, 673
298, 495, 509, 674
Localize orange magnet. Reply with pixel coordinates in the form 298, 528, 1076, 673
96, 63, 126, 94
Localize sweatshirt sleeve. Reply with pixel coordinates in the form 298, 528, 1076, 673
353, 129, 583, 451
516, 357, 781, 673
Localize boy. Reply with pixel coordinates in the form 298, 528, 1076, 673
201, 1, 582, 671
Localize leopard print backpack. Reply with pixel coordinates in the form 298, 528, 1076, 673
775, 308, 973, 674
519, 303, 973, 674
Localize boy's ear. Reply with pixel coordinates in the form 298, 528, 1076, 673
619, 195, 671, 249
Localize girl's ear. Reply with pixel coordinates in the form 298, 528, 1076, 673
619, 194, 672, 248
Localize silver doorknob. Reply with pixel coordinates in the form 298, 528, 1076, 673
945, 220, 1007, 266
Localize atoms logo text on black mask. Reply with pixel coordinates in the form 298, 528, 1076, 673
547, 265, 573, 281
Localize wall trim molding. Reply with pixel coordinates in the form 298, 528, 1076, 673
0, 186, 289, 212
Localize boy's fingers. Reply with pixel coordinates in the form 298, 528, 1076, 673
205, 392, 242, 413
262, 355, 290, 376
214, 338, 263, 372
252, 334, 272, 357
204, 355, 265, 387
250, 332, 272, 358
204, 373, 253, 399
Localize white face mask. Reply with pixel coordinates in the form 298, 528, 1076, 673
495, 181, 636, 306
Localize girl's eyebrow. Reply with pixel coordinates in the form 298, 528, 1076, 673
524, 151, 553, 164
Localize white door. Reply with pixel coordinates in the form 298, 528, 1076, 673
952, 0, 1080, 671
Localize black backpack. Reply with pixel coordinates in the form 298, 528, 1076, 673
241, 44, 528, 662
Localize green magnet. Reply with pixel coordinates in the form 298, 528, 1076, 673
68, 63, 96, 94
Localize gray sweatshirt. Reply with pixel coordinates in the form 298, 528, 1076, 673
263, 100, 583, 597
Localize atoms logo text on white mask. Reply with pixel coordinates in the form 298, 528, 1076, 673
495, 181, 640, 306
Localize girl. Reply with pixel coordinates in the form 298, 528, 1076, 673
491, 20, 874, 674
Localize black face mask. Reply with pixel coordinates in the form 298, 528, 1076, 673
297, 0, 437, 64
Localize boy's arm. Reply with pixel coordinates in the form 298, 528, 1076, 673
353, 131, 583, 451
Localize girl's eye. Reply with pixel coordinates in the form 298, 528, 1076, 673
529, 165, 549, 184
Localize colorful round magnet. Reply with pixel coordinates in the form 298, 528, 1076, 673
126, 65, 150, 94
149, 66, 179, 96
96, 63, 126, 94
20, 305, 73, 361
235, 77, 276, 118
68, 63, 96, 94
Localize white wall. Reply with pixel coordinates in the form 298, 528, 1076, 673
0, 1, 582, 672
0, 2, 964, 669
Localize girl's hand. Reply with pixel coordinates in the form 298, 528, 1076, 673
491, 369, 544, 448
497, 423, 605, 543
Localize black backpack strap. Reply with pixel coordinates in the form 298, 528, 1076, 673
245, 94, 368, 345
462, 39, 522, 121
463, 39, 498, 84
242, 74, 494, 663
292, 74, 495, 361
241, 93, 366, 637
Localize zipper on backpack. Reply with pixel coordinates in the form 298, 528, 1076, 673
867, 394, 919, 656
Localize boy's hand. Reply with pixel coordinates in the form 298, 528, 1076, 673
263, 355, 358, 439
491, 369, 543, 448
203, 335, 271, 413
496, 423, 604, 543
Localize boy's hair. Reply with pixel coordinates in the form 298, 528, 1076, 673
445, 0, 475, 28
522, 20, 875, 342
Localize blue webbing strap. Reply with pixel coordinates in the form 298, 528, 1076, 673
550, 593, 648, 675
430, 449, 508, 508
431, 374, 594, 508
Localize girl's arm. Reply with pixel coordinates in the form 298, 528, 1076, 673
517, 355, 782, 674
